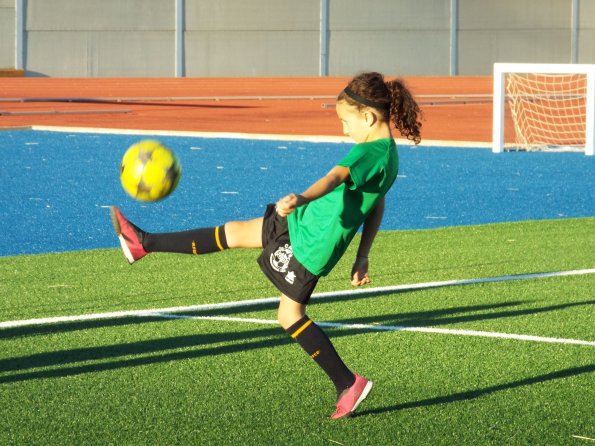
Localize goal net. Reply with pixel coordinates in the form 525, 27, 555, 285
493, 63, 595, 155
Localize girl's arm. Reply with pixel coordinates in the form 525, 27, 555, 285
275, 165, 351, 217
351, 196, 385, 286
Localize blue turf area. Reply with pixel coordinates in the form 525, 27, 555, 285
0, 129, 594, 256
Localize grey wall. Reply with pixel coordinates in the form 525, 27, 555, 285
578, 0, 595, 63
0, 0, 15, 68
329, 0, 452, 76
458, 0, 593, 71
23, 0, 175, 77
1, 0, 593, 77
185, 0, 321, 76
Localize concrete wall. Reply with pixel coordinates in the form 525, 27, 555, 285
459, 0, 575, 72
578, 0, 595, 64
185, 0, 320, 76
0, 0, 15, 68
1, 0, 594, 77
23, 0, 174, 77
329, 0, 451, 76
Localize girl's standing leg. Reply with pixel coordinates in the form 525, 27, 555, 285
278, 295, 355, 395
278, 295, 373, 419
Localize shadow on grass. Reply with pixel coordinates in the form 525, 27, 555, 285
0, 324, 388, 383
1, 288, 592, 383
0, 325, 288, 383
356, 364, 595, 417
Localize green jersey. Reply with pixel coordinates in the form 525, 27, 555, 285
287, 138, 398, 276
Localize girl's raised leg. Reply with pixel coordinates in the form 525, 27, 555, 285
110, 206, 263, 263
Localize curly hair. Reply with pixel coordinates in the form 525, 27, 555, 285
337, 72, 422, 144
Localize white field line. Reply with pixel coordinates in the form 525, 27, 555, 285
151, 314, 595, 347
1, 269, 594, 347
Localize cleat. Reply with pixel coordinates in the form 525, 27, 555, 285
110, 206, 148, 264
330, 374, 373, 420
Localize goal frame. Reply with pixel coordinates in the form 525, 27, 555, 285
492, 62, 595, 156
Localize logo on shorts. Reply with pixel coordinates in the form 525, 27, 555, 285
285, 271, 296, 284
270, 243, 293, 273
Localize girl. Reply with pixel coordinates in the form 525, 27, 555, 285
111, 71, 422, 419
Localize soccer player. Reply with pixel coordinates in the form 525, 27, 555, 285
110, 71, 422, 419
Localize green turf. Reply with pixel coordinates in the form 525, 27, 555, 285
1, 218, 594, 445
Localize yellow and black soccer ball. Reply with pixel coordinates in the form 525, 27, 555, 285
119, 140, 181, 202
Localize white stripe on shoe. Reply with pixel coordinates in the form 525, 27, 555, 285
118, 234, 136, 264
352, 380, 373, 414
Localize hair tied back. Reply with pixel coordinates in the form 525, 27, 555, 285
343, 87, 388, 111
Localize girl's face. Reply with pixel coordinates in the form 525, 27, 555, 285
336, 100, 371, 143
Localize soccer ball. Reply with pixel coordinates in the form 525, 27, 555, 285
119, 140, 181, 201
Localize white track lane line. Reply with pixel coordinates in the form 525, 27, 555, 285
1, 268, 594, 348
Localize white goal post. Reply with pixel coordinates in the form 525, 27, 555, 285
493, 63, 595, 156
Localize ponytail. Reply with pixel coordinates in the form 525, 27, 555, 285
387, 79, 422, 144
338, 72, 423, 144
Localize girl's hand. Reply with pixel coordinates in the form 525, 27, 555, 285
351, 256, 371, 286
275, 193, 300, 217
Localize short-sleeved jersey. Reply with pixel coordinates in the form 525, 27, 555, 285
287, 138, 398, 276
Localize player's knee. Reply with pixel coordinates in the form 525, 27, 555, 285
278, 312, 298, 330
277, 304, 304, 329
224, 221, 241, 248
277, 310, 289, 329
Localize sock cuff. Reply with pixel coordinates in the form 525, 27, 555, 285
216, 225, 229, 250
285, 316, 313, 339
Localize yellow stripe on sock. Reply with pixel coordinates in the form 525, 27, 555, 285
214, 226, 224, 251
291, 319, 313, 339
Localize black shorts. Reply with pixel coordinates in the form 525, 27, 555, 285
257, 204, 319, 304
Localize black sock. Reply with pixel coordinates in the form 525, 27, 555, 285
142, 225, 229, 255
285, 316, 355, 395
